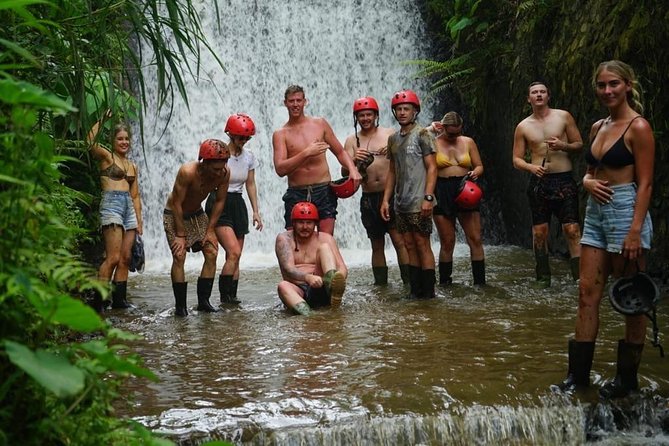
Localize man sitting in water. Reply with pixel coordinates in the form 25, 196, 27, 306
274, 201, 347, 315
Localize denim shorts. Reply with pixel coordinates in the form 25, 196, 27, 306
100, 190, 137, 230
580, 183, 653, 253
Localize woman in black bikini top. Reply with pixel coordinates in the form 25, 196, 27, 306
555, 60, 656, 399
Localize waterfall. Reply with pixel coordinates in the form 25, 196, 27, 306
137, 0, 435, 272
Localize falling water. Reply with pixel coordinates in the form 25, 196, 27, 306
137, 0, 435, 272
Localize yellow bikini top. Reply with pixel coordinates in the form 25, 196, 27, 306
436, 150, 472, 169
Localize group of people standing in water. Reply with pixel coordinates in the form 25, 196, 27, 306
89, 59, 655, 399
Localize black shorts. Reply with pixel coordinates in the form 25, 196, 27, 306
433, 176, 480, 218
298, 283, 330, 308
360, 192, 396, 239
206, 192, 249, 238
527, 172, 580, 225
282, 182, 338, 228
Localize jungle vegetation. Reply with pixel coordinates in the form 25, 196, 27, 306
418, 0, 668, 277
0, 0, 228, 444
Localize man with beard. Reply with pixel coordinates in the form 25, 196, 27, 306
275, 202, 347, 315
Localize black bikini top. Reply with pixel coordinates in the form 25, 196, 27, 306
585, 116, 640, 168
100, 154, 136, 184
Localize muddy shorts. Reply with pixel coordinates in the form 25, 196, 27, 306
282, 182, 337, 228
395, 211, 433, 236
526, 172, 579, 225
163, 208, 209, 252
206, 192, 249, 238
434, 176, 479, 217
581, 183, 653, 253
100, 190, 137, 230
360, 191, 396, 239
298, 283, 330, 308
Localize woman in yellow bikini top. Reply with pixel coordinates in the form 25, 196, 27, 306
430, 111, 486, 287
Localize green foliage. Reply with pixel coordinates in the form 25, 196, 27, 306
0, 0, 225, 444
418, 0, 669, 267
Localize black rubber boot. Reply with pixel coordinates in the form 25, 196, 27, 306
407, 265, 422, 299
599, 339, 644, 399
232, 279, 241, 304
89, 288, 105, 314
569, 257, 580, 282
111, 281, 132, 309
372, 266, 388, 285
218, 274, 239, 304
173, 282, 188, 317
534, 249, 551, 287
399, 264, 410, 284
472, 260, 486, 285
196, 277, 218, 312
420, 269, 436, 299
552, 339, 595, 393
438, 261, 453, 285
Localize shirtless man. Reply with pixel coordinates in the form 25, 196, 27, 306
343, 96, 409, 285
513, 81, 583, 286
163, 139, 230, 316
272, 84, 361, 234
275, 202, 347, 316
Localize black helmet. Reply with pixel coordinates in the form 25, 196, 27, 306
609, 272, 660, 316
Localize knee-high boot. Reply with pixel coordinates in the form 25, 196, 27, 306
231, 278, 240, 304
599, 339, 644, 399
372, 266, 388, 285
438, 261, 453, 285
420, 269, 436, 299
472, 260, 486, 285
219, 275, 239, 304
399, 264, 410, 284
553, 339, 595, 392
173, 282, 188, 317
196, 277, 217, 312
407, 265, 422, 299
534, 249, 551, 286
111, 281, 132, 309
569, 257, 580, 282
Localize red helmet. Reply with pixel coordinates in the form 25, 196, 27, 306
330, 176, 359, 199
291, 201, 319, 222
353, 96, 379, 115
391, 89, 420, 112
225, 113, 256, 137
455, 179, 483, 209
198, 139, 229, 161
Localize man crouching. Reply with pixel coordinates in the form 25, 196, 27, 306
275, 201, 347, 315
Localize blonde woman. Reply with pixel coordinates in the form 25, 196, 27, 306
88, 113, 142, 311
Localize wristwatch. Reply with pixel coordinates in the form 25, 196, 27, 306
424, 194, 434, 202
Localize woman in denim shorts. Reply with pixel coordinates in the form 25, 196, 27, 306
88, 112, 142, 311
556, 61, 655, 399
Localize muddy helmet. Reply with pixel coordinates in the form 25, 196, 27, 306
225, 113, 256, 137
198, 139, 229, 161
353, 96, 379, 115
609, 272, 660, 316
391, 89, 420, 112
454, 177, 483, 209
291, 201, 319, 222
330, 176, 359, 199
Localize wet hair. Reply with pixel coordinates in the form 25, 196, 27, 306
528, 81, 550, 95
284, 84, 305, 100
440, 111, 464, 127
111, 123, 132, 150
593, 60, 644, 114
